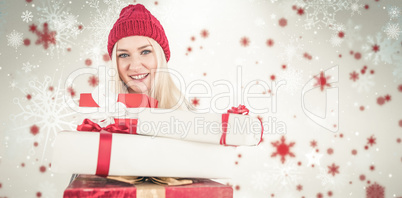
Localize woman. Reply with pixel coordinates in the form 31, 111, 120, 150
107, 4, 194, 111
71, 3, 194, 184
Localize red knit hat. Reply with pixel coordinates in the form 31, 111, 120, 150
107, 4, 170, 61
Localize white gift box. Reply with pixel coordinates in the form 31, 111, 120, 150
51, 131, 236, 178
134, 108, 263, 146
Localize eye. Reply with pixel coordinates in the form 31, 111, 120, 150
141, 50, 152, 55
118, 53, 129, 58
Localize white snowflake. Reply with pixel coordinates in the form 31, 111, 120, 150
362, 32, 400, 65
330, 34, 343, 47
36, 0, 82, 56
384, 23, 401, 40
305, 149, 323, 167
388, 6, 400, 20
6, 30, 23, 49
83, 0, 128, 65
21, 10, 33, 23
350, 0, 363, 16
296, 0, 352, 30
316, 167, 349, 190
278, 67, 304, 96
351, 73, 375, 92
344, 20, 363, 48
9, 80, 18, 90
10, 76, 76, 161
316, 167, 336, 187
280, 35, 304, 62
22, 62, 34, 73
266, 161, 303, 189
38, 181, 58, 198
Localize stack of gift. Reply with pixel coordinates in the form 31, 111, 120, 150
52, 92, 263, 197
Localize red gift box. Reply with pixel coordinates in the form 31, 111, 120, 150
63, 175, 233, 198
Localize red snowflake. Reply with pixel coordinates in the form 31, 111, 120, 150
367, 135, 376, 146
310, 140, 317, 147
103, 53, 110, 62
29, 24, 37, 33
297, 8, 304, 15
314, 71, 331, 91
366, 183, 385, 198
201, 29, 209, 38
67, 86, 76, 97
240, 37, 250, 47
377, 97, 385, 105
39, 165, 46, 173
338, 31, 345, 38
34, 23, 56, 50
266, 39, 274, 47
279, 18, 287, 27
30, 125, 39, 136
282, 64, 287, 69
384, 94, 391, 101
296, 184, 303, 191
317, 193, 323, 198
398, 84, 402, 92
271, 136, 295, 164
328, 163, 340, 176
24, 38, 30, 46
354, 52, 361, 60
36, 192, 42, 197
365, 4, 369, 9
327, 148, 334, 155
372, 44, 380, 53
85, 59, 92, 66
191, 98, 200, 107
350, 71, 359, 81
27, 94, 32, 100
270, 74, 276, 81
370, 165, 375, 171
88, 75, 99, 87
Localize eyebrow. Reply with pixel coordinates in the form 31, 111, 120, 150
117, 45, 152, 51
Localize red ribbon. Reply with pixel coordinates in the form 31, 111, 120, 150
77, 119, 135, 176
220, 105, 264, 146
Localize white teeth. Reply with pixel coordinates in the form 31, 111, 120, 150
131, 73, 148, 80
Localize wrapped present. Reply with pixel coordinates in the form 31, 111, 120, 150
51, 130, 235, 178
63, 174, 233, 198
78, 93, 263, 146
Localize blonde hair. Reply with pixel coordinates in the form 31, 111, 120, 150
110, 37, 195, 111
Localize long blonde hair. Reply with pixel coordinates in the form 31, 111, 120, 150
110, 37, 195, 111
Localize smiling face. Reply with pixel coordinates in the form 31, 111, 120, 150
116, 36, 157, 95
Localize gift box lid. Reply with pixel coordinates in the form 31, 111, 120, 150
64, 175, 233, 198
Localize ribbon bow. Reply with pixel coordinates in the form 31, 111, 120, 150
220, 105, 263, 146
107, 176, 193, 186
227, 104, 249, 115
77, 119, 136, 176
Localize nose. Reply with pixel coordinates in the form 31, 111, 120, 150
128, 55, 142, 71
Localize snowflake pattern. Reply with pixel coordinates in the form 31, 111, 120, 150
36, 0, 82, 55
278, 67, 304, 95
314, 71, 331, 91
33, 23, 56, 50
296, 0, 360, 30
362, 32, 400, 65
352, 71, 375, 92
388, 6, 400, 20
271, 136, 295, 164
280, 35, 304, 62
366, 182, 385, 198
21, 10, 33, 23
10, 76, 76, 160
384, 23, 401, 40
83, 0, 128, 65
6, 30, 23, 49
22, 62, 37, 73
266, 161, 303, 190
